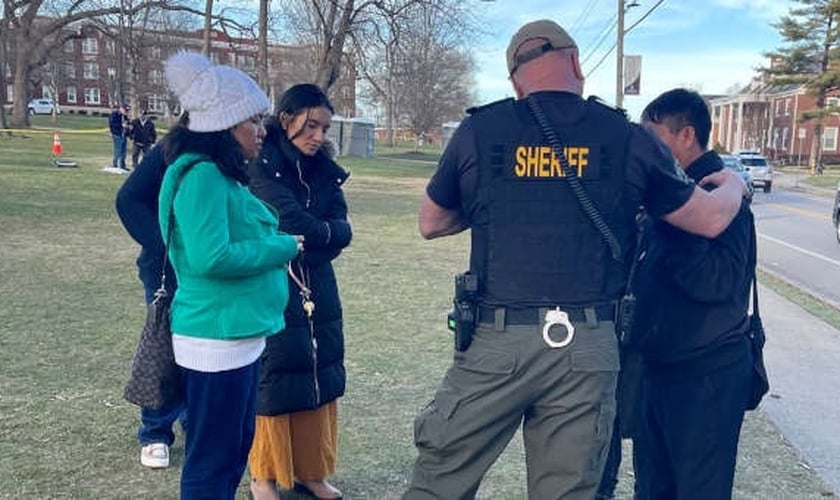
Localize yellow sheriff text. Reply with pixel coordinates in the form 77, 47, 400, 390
514, 145, 589, 177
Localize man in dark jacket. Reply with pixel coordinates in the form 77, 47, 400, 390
129, 110, 157, 169
115, 143, 186, 469
109, 104, 129, 170
633, 88, 755, 499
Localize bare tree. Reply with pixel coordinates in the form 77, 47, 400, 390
277, 0, 362, 90
392, 4, 476, 148
350, 1, 478, 145
2, 0, 207, 128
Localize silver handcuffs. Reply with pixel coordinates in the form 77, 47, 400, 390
542, 307, 575, 348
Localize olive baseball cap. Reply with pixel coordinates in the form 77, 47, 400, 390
506, 19, 577, 75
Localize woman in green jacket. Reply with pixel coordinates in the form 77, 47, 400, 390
159, 51, 301, 499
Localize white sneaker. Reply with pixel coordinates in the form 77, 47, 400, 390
140, 443, 170, 468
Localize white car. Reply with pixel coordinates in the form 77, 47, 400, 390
27, 98, 60, 115
736, 151, 772, 193
720, 154, 755, 197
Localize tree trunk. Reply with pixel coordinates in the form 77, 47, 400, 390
202, 0, 213, 56
258, 0, 269, 92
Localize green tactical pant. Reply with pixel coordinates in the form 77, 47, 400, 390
405, 315, 619, 500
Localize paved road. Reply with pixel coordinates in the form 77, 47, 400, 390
753, 174, 840, 307
754, 172, 840, 494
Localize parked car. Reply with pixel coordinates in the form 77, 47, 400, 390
737, 151, 772, 193
27, 98, 60, 115
833, 180, 840, 243
720, 154, 755, 197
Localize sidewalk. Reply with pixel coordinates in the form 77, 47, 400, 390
758, 283, 840, 494
771, 169, 836, 197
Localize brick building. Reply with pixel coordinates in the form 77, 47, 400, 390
4, 22, 356, 119
709, 78, 840, 165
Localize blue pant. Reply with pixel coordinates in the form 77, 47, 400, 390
112, 134, 127, 168
139, 404, 186, 446
138, 277, 183, 445
180, 361, 260, 500
635, 339, 752, 500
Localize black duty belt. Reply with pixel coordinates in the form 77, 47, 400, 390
477, 304, 616, 326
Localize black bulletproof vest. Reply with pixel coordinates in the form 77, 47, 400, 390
469, 96, 633, 308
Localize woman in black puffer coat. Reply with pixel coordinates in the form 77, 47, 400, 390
246, 84, 352, 500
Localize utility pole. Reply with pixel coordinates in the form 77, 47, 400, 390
616, 0, 639, 108
616, 0, 625, 108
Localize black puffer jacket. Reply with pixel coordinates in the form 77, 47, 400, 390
248, 118, 352, 415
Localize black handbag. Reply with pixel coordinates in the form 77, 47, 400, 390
746, 214, 769, 411
123, 161, 198, 409
123, 289, 181, 409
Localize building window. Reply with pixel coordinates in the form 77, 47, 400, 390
828, 97, 840, 111
67, 86, 77, 104
209, 52, 219, 64
240, 55, 255, 70
82, 38, 98, 54
42, 85, 53, 98
229, 52, 237, 66
342, 86, 351, 99
775, 100, 783, 115
781, 127, 789, 150
84, 87, 101, 105
823, 127, 838, 151
5, 85, 12, 103
151, 46, 161, 59
3, 63, 10, 78
785, 98, 792, 115
65, 62, 76, 79
149, 69, 163, 85
148, 94, 167, 113
106, 40, 116, 57
83, 63, 99, 80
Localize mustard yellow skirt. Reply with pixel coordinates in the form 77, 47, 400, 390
248, 401, 338, 488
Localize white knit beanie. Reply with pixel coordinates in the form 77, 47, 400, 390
164, 51, 269, 133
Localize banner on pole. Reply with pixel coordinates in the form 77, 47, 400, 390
624, 55, 642, 96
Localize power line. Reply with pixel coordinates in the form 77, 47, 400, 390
586, 0, 668, 79
586, 41, 617, 79
581, 15, 617, 66
625, 0, 667, 34
571, 0, 602, 33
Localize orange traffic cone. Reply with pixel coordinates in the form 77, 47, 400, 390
52, 131, 63, 156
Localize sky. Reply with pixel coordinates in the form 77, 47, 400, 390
472, 0, 792, 121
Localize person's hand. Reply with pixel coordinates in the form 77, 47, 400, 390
699, 168, 749, 197
698, 168, 742, 188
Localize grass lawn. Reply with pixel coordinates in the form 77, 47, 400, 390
0, 129, 835, 498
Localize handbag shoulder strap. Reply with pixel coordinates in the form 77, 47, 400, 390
748, 211, 759, 318
525, 95, 623, 262
153, 158, 204, 303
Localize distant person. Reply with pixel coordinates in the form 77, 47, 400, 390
129, 110, 157, 169
247, 83, 352, 500
633, 88, 755, 499
115, 139, 186, 470
109, 104, 130, 170
160, 51, 301, 498
404, 19, 745, 499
